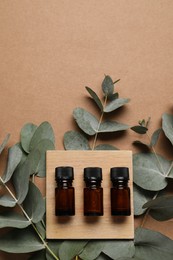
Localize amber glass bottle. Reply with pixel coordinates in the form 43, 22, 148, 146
55, 166, 75, 216
84, 167, 103, 216
110, 167, 131, 216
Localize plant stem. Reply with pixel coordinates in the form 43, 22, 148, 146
91, 95, 108, 150
146, 133, 164, 174
0, 176, 59, 260
140, 162, 173, 228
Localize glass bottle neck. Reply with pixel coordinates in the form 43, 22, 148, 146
85, 180, 101, 188
112, 179, 128, 188
56, 180, 73, 188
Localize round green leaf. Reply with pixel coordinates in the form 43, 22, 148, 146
133, 153, 168, 191
102, 240, 135, 259
29, 121, 55, 152
73, 108, 98, 135
59, 240, 88, 260
2, 145, 23, 183
133, 183, 155, 216
0, 226, 45, 253
0, 195, 16, 207
0, 211, 30, 228
12, 159, 32, 204
23, 181, 45, 223
94, 144, 118, 150
20, 123, 37, 153
135, 227, 173, 260
64, 131, 90, 150
102, 75, 114, 95
143, 195, 173, 221
104, 98, 130, 113
162, 113, 173, 146
28, 139, 55, 177
79, 241, 105, 260
99, 121, 129, 133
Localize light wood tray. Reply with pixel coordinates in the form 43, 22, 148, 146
46, 150, 134, 239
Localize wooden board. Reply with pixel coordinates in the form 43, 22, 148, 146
46, 150, 134, 239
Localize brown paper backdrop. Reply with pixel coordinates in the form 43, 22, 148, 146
0, 1, 173, 259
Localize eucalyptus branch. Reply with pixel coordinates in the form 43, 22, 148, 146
146, 132, 164, 174
0, 176, 59, 260
91, 95, 108, 150
140, 161, 173, 228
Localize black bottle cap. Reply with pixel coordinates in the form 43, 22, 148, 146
84, 167, 102, 181
111, 167, 129, 180
55, 166, 74, 180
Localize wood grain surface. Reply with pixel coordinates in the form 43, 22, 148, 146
46, 150, 134, 239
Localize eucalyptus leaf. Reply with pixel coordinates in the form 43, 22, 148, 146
99, 121, 129, 133
46, 240, 63, 260
133, 153, 168, 191
102, 75, 114, 95
20, 123, 37, 153
29, 250, 46, 260
0, 133, 10, 154
85, 86, 103, 111
133, 140, 150, 149
143, 195, 173, 221
133, 183, 155, 216
135, 227, 173, 260
79, 241, 105, 260
150, 129, 162, 147
64, 131, 90, 150
94, 144, 118, 150
0, 211, 30, 228
95, 253, 111, 260
118, 257, 142, 260
12, 159, 32, 204
59, 240, 88, 260
35, 221, 46, 240
28, 139, 55, 177
102, 240, 135, 260
0, 195, 16, 207
131, 126, 148, 134
162, 113, 173, 146
29, 121, 55, 152
73, 108, 98, 135
107, 92, 119, 101
104, 98, 130, 113
23, 181, 45, 223
0, 226, 45, 253
2, 144, 23, 183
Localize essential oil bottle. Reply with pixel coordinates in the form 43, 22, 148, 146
55, 166, 75, 216
84, 167, 103, 216
110, 167, 131, 216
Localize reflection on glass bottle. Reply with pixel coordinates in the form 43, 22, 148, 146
110, 167, 131, 216
55, 166, 75, 216
84, 167, 103, 216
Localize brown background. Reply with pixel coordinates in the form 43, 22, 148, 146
0, 1, 173, 259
